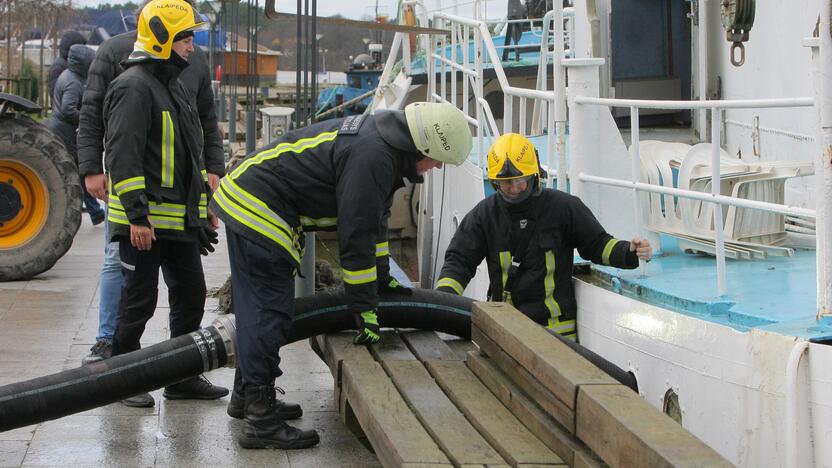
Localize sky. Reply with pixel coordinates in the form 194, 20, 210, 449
71, 0, 509, 22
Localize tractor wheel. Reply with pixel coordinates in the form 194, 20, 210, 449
0, 115, 81, 281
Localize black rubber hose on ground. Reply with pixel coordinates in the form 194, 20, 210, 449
0, 290, 470, 432
289, 288, 474, 342
546, 328, 639, 392
0, 289, 635, 432
0, 326, 232, 432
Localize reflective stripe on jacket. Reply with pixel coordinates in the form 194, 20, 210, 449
435, 189, 638, 338
103, 61, 208, 242
210, 115, 421, 316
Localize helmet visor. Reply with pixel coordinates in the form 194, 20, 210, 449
495, 175, 535, 204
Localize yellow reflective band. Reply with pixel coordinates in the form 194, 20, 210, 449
148, 215, 185, 231
601, 239, 619, 266
199, 193, 207, 206
342, 266, 377, 285
221, 179, 293, 237
436, 277, 464, 295
499, 251, 511, 289
231, 130, 339, 178
109, 197, 186, 218
161, 111, 175, 188
360, 310, 378, 325
113, 176, 146, 195
107, 209, 130, 225
213, 185, 300, 264
375, 242, 390, 258
548, 318, 576, 337
201, 169, 208, 182
543, 250, 563, 327
300, 216, 337, 229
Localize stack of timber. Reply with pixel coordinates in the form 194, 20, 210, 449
470, 302, 733, 468
313, 302, 732, 467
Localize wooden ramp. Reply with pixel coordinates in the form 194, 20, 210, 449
315, 303, 733, 468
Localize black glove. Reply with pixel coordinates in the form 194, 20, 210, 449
198, 227, 219, 256
379, 278, 412, 296
353, 310, 381, 345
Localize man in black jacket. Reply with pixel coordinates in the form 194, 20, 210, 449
44, 44, 104, 225
210, 102, 472, 449
435, 133, 652, 338
47, 30, 86, 100
77, 0, 224, 366
103, 0, 228, 408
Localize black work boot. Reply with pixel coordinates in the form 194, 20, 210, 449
227, 368, 302, 420
239, 385, 320, 450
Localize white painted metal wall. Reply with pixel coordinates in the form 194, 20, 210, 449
575, 279, 826, 467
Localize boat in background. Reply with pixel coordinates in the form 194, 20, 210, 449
363, 0, 832, 465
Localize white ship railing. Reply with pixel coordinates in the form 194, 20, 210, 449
574, 96, 816, 296
428, 9, 570, 190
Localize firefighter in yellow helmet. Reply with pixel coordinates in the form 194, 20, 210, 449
436, 133, 652, 338
102, 0, 229, 408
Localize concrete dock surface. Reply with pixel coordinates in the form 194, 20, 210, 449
0, 217, 381, 467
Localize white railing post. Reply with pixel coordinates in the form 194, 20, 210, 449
711, 107, 727, 296
462, 24, 470, 116
564, 58, 605, 212
697, 0, 708, 140
554, 2, 568, 193
427, 32, 436, 101
630, 106, 646, 274
475, 16, 483, 166
451, 23, 458, 107
818, 1, 832, 316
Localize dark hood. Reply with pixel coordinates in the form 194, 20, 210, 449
59, 30, 86, 59
375, 109, 424, 183
67, 44, 94, 78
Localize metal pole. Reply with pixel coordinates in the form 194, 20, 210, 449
711, 107, 726, 296
819, 0, 832, 316
630, 106, 646, 275
554, 1, 567, 192
697, 0, 708, 140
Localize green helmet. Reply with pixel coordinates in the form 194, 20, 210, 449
404, 102, 473, 166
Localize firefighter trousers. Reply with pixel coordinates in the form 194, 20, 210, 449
111, 237, 206, 356
226, 227, 296, 388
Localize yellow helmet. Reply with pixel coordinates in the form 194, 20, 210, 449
135, 0, 207, 60
405, 102, 473, 166
487, 133, 543, 204
487, 133, 540, 180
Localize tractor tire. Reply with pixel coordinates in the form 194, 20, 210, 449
0, 115, 82, 281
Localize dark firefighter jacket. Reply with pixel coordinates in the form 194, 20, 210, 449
102, 56, 208, 243
436, 188, 639, 337
210, 111, 421, 318
77, 30, 224, 179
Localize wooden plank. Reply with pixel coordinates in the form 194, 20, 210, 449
571, 450, 606, 468
426, 360, 565, 466
385, 360, 507, 466
371, 331, 418, 361
341, 360, 452, 467
322, 332, 377, 411
466, 352, 601, 468
576, 385, 732, 468
400, 330, 465, 361
471, 302, 617, 410
472, 326, 575, 433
